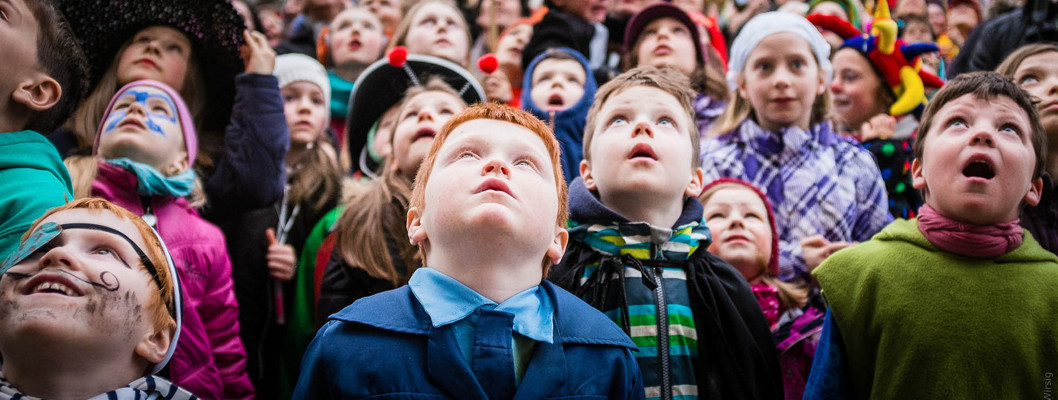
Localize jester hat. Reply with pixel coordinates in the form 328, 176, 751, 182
808, 0, 945, 116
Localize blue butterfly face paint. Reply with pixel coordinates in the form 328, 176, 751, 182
102, 87, 180, 137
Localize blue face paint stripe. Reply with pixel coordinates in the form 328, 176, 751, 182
103, 110, 128, 134
102, 89, 181, 137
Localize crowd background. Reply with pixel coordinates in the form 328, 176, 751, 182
0, 0, 1055, 398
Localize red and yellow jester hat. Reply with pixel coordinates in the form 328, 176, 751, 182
808, 0, 946, 116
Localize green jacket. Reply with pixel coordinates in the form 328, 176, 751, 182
814, 218, 1058, 399
0, 131, 72, 257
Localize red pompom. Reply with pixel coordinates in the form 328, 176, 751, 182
477, 53, 499, 74
388, 46, 408, 67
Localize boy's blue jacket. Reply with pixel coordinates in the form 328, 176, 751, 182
293, 280, 645, 399
521, 48, 597, 184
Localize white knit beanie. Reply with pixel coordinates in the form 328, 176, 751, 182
274, 53, 332, 109
725, 11, 832, 92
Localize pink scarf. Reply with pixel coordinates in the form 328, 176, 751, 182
917, 204, 1023, 258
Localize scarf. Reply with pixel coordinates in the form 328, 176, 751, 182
917, 204, 1023, 258
106, 158, 196, 198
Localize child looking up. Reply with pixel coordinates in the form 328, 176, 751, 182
387, 0, 472, 67
67, 81, 252, 399
318, 77, 468, 326
698, 179, 823, 400
623, 2, 729, 138
805, 71, 1058, 399
522, 48, 597, 183
0, 198, 193, 399
703, 12, 891, 280
321, 7, 387, 141
0, 0, 87, 257
550, 66, 783, 400
295, 103, 645, 399
220, 53, 342, 398
997, 43, 1058, 254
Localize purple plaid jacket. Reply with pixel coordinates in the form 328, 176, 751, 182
701, 118, 892, 280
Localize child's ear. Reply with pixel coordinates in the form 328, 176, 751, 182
911, 157, 932, 201
579, 159, 597, 191
736, 76, 750, 100
134, 325, 172, 365
911, 158, 926, 190
407, 207, 428, 245
685, 167, 705, 197
546, 227, 569, 266
163, 153, 190, 176
12, 75, 62, 112
816, 71, 827, 96
1023, 176, 1044, 207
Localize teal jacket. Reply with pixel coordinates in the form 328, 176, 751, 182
0, 131, 72, 257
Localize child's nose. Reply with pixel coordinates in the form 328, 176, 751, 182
418, 109, 435, 122
39, 246, 82, 271
632, 121, 653, 137
970, 129, 995, 147
482, 159, 511, 177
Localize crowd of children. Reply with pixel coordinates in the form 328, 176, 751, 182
0, 0, 1056, 398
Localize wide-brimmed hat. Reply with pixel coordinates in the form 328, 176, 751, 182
57, 0, 245, 132
346, 50, 485, 176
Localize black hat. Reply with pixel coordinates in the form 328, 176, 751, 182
346, 50, 485, 176
56, 0, 245, 132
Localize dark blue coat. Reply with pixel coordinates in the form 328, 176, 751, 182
293, 280, 645, 399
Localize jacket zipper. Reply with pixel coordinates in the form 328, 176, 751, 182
653, 263, 673, 400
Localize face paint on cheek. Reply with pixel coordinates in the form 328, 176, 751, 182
103, 110, 128, 135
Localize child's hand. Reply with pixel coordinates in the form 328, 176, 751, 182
483, 70, 513, 104
265, 228, 296, 281
242, 30, 276, 75
801, 235, 855, 271
859, 114, 897, 142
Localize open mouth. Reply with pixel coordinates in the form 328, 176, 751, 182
413, 127, 436, 142
628, 143, 657, 161
653, 45, 672, 55
22, 275, 83, 297
476, 178, 513, 197
548, 93, 565, 108
962, 159, 995, 180
349, 38, 362, 50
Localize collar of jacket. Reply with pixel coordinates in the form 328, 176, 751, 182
330, 280, 635, 350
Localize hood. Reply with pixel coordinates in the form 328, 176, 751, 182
700, 178, 780, 278
520, 47, 598, 124
568, 177, 704, 229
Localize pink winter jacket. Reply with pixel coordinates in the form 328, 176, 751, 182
91, 161, 254, 399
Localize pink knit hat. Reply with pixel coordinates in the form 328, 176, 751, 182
701, 178, 780, 278
93, 80, 197, 166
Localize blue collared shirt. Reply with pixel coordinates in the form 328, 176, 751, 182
408, 267, 555, 381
